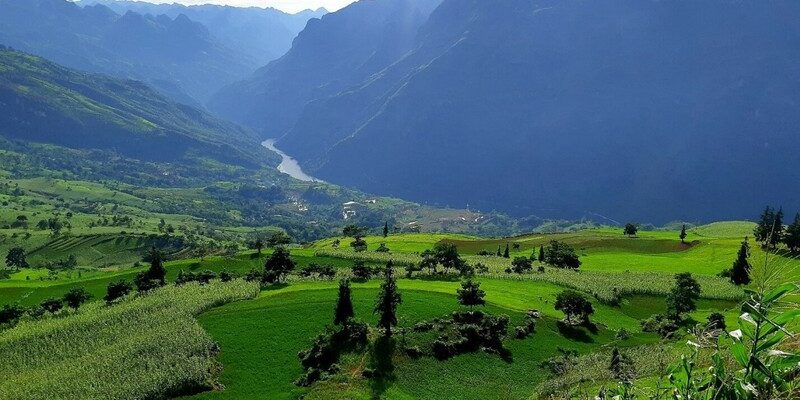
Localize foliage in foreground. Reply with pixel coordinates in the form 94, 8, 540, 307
0, 281, 259, 400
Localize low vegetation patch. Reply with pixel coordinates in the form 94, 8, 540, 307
0, 280, 258, 399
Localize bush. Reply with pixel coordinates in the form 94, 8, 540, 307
0, 304, 24, 324
640, 314, 679, 337
40, 298, 63, 314
351, 261, 374, 281
104, 280, 132, 304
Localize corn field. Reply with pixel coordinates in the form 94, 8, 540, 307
0, 281, 259, 400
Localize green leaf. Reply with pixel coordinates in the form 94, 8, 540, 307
731, 342, 748, 367
755, 331, 784, 353
763, 283, 797, 304
773, 309, 800, 326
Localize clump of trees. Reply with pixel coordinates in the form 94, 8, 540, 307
554, 290, 594, 325
263, 246, 295, 283
134, 247, 167, 292
753, 205, 800, 252
623, 223, 638, 237
298, 263, 336, 280
543, 241, 581, 269
105, 280, 133, 304
641, 272, 701, 337
5, 247, 28, 270
411, 242, 471, 277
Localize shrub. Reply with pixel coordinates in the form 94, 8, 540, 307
40, 298, 63, 314
0, 304, 24, 324
104, 280, 133, 304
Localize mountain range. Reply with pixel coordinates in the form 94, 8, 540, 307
0, 0, 321, 105
212, 0, 800, 223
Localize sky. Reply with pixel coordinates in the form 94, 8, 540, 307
130, 0, 357, 13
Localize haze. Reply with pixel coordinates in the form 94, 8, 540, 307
124, 0, 356, 13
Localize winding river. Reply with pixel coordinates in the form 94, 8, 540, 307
262, 139, 323, 183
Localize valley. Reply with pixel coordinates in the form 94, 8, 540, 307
0, 0, 798, 399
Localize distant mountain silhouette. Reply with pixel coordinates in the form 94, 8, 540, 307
0, 0, 316, 104
0, 46, 274, 168
209, 0, 442, 140
82, 0, 325, 66
213, 0, 800, 223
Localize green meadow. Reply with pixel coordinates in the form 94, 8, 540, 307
0, 221, 797, 399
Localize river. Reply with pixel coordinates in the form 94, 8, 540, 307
262, 139, 323, 183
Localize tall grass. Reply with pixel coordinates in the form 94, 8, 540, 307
0, 280, 259, 400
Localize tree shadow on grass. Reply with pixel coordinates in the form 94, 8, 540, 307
556, 321, 594, 343
368, 335, 396, 399
263, 282, 289, 291
407, 274, 461, 283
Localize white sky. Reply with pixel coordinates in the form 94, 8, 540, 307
131, 0, 357, 13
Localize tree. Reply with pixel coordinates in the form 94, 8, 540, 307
679, 224, 687, 244
770, 207, 785, 248
63, 287, 92, 309
40, 298, 63, 313
5, 247, 28, 270
383, 222, 389, 238
351, 261, 374, 281
350, 236, 368, 252
144, 247, 166, 285
334, 279, 355, 325
609, 347, 634, 382
503, 243, 510, 258
343, 225, 364, 238
253, 238, 264, 255
105, 280, 132, 304
729, 238, 752, 285
456, 279, 485, 309
266, 231, 292, 247
431, 242, 466, 274
623, 223, 638, 237
753, 206, 775, 244
374, 262, 401, 336
264, 246, 295, 283
554, 290, 594, 325
496, 245, 502, 257
538, 245, 545, 262
544, 241, 581, 269
783, 213, 800, 253
510, 256, 532, 274
665, 272, 701, 318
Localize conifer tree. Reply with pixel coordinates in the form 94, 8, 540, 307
457, 279, 486, 310
146, 247, 166, 285
770, 207, 785, 249
496, 245, 502, 257
754, 206, 775, 245
374, 261, 401, 336
503, 243, 510, 258
383, 222, 389, 238
334, 279, 355, 325
730, 238, 752, 285
679, 224, 687, 244
783, 213, 800, 253
538, 245, 545, 262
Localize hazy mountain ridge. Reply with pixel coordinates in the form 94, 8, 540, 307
216, 0, 800, 223
0, 46, 276, 168
208, 0, 443, 139
80, 0, 326, 66
0, 0, 315, 104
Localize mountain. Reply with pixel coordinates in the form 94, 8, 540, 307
209, 0, 442, 139
80, 0, 326, 66
0, 45, 274, 168
0, 0, 257, 104
214, 0, 800, 223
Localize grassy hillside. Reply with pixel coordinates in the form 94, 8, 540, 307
1, 224, 796, 399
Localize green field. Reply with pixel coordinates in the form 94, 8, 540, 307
0, 222, 797, 399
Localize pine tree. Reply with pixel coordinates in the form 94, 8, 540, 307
730, 238, 752, 285
503, 243, 510, 258
538, 245, 545, 262
146, 247, 166, 285
754, 206, 775, 245
496, 245, 502, 257
456, 279, 486, 309
784, 213, 800, 253
770, 207, 785, 249
374, 261, 402, 336
334, 279, 355, 325
383, 222, 389, 238
679, 224, 687, 244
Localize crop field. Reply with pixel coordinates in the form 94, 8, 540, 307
0, 222, 797, 400
0, 281, 259, 400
